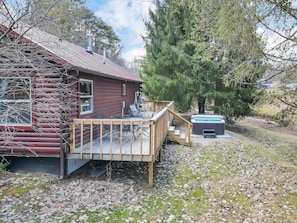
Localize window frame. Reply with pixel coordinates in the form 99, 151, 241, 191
122, 83, 126, 96
0, 77, 32, 126
79, 78, 94, 115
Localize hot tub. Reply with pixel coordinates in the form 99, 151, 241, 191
191, 115, 225, 135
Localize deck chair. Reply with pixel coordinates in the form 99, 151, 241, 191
129, 91, 155, 119
99, 112, 120, 143
129, 102, 154, 119
129, 104, 141, 117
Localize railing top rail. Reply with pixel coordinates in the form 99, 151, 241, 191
168, 108, 193, 126
150, 101, 173, 122
150, 107, 168, 122
143, 100, 171, 104
166, 101, 174, 108
72, 118, 152, 125
72, 100, 174, 124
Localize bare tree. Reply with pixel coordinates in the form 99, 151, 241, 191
1, 1, 77, 156
256, 0, 297, 110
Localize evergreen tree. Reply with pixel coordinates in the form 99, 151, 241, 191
141, 0, 264, 121
142, 0, 216, 111
210, 0, 265, 121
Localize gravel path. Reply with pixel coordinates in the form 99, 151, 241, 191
1, 118, 296, 222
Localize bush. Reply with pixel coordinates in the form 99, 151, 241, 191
0, 157, 9, 173
253, 90, 297, 130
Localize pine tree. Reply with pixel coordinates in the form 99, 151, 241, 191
142, 0, 216, 111
209, 0, 265, 121
141, 0, 264, 121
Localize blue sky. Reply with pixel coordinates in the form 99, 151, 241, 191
85, 0, 154, 63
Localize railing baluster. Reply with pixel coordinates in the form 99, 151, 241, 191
80, 120, 83, 159
71, 122, 75, 153
120, 120, 123, 159
100, 121, 103, 159
109, 121, 112, 160
90, 121, 93, 159
129, 121, 133, 160
140, 121, 143, 158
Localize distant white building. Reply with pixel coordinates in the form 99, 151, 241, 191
286, 83, 297, 90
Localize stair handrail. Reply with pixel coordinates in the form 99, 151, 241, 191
168, 109, 192, 146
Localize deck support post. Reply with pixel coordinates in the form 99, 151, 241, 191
158, 147, 162, 162
148, 161, 154, 187
60, 149, 65, 179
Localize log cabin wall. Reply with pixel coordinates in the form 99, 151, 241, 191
0, 70, 64, 157
0, 39, 72, 157
78, 72, 141, 119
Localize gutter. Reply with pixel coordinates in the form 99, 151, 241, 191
72, 66, 144, 83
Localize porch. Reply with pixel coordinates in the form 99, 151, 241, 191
68, 100, 193, 187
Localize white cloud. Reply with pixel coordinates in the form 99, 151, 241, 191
93, 0, 153, 62
123, 47, 146, 62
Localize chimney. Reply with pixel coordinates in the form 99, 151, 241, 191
86, 34, 93, 53
103, 48, 106, 64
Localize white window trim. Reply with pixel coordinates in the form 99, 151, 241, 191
79, 78, 94, 115
0, 77, 32, 126
122, 83, 126, 96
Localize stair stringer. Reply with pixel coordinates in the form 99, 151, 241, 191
167, 126, 191, 146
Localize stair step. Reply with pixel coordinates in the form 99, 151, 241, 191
168, 126, 175, 132
166, 109, 192, 146
174, 129, 180, 135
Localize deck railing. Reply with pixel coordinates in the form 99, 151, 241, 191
142, 100, 173, 113
70, 101, 173, 160
69, 100, 174, 187
70, 119, 152, 159
168, 108, 192, 146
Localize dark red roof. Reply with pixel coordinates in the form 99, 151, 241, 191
2, 22, 142, 83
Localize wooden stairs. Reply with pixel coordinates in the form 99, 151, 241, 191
167, 109, 192, 146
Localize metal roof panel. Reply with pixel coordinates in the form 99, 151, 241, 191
1, 20, 142, 82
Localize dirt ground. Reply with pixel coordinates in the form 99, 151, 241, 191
229, 116, 297, 137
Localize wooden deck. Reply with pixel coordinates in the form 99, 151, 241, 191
68, 100, 175, 187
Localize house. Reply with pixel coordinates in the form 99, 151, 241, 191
1, 17, 194, 187
0, 22, 143, 177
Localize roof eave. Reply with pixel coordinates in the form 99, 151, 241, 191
73, 66, 143, 83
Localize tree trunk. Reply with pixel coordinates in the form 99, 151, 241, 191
198, 98, 205, 114
214, 79, 225, 114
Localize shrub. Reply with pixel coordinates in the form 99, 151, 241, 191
0, 157, 9, 173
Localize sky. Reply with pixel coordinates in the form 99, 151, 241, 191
85, 0, 154, 63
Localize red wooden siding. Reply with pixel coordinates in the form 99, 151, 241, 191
0, 71, 63, 157
78, 72, 141, 119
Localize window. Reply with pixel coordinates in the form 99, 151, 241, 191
80, 79, 93, 114
0, 77, 32, 126
122, 83, 126, 96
